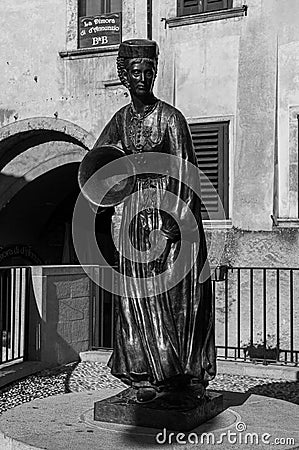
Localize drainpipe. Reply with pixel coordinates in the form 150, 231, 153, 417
147, 0, 152, 39
272, 34, 279, 227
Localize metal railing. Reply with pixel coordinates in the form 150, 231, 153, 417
90, 266, 299, 366
90, 266, 117, 349
0, 267, 30, 366
213, 266, 299, 365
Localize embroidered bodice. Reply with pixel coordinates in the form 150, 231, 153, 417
94, 99, 196, 161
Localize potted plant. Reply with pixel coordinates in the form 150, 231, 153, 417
242, 333, 279, 364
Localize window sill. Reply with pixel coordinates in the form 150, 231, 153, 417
103, 79, 122, 87
164, 5, 247, 28
276, 219, 299, 228
203, 220, 232, 230
59, 45, 119, 60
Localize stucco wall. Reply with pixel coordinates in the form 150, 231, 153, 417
206, 228, 299, 268
0, 0, 128, 138
151, 0, 299, 267
277, 2, 299, 219
153, 0, 279, 231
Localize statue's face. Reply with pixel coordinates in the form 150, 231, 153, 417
124, 59, 156, 97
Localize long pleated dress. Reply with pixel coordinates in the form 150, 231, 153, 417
94, 99, 216, 387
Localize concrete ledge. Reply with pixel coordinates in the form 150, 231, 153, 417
165, 6, 247, 28
218, 359, 299, 381
59, 45, 118, 59
80, 350, 112, 364
80, 351, 299, 381
0, 361, 51, 389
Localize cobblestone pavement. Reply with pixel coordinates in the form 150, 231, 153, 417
0, 361, 298, 415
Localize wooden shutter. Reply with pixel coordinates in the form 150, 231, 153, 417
78, 0, 109, 17
189, 122, 229, 220
178, 0, 202, 16
78, 0, 86, 17
204, 0, 233, 11
178, 0, 233, 15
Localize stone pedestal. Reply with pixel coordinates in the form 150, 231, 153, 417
94, 387, 223, 431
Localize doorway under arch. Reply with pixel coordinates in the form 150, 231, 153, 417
0, 118, 114, 265
0, 162, 115, 265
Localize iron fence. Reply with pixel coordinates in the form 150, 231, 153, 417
90, 266, 299, 366
214, 267, 299, 365
0, 267, 30, 366
90, 266, 117, 349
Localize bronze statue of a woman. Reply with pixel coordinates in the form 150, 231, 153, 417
94, 39, 216, 404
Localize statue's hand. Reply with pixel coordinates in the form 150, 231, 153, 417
154, 237, 172, 274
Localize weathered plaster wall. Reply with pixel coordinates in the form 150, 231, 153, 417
233, 0, 277, 231
150, 0, 299, 269
154, 0, 279, 231
0, 1, 66, 125
206, 228, 299, 268
277, 1, 299, 219
0, 0, 129, 139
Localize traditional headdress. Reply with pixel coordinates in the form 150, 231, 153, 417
117, 39, 159, 87
118, 39, 159, 59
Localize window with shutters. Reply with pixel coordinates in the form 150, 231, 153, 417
189, 121, 229, 220
78, 0, 122, 17
78, 0, 122, 49
178, 0, 233, 16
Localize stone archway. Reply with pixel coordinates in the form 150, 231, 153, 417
0, 117, 94, 210
0, 117, 115, 265
0, 116, 95, 161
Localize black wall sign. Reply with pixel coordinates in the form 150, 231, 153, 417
79, 13, 122, 49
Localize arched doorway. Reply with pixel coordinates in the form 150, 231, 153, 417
0, 118, 115, 265
0, 118, 116, 363
0, 162, 115, 265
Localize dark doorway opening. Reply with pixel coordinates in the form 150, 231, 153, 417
0, 162, 115, 265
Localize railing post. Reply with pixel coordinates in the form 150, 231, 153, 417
0, 271, 2, 364
5, 269, 10, 362
110, 268, 115, 348
23, 267, 31, 362
290, 269, 294, 364
276, 269, 280, 360
214, 265, 230, 360
237, 268, 241, 359
263, 269, 267, 351
249, 269, 254, 347
89, 267, 95, 350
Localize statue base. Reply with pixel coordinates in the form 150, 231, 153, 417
94, 387, 223, 431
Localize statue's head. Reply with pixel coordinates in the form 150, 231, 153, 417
117, 39, 159, 97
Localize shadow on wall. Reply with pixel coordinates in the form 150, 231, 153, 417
0, 172, 28, 208
0, 164, 80, 265
27, 267, 93, 366
0, 164, 116, 266
0, 172, 39, 266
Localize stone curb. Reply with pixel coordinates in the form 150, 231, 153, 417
218, 359, 299, 381
80, 351, 299, 381
0, 362, 52, 390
